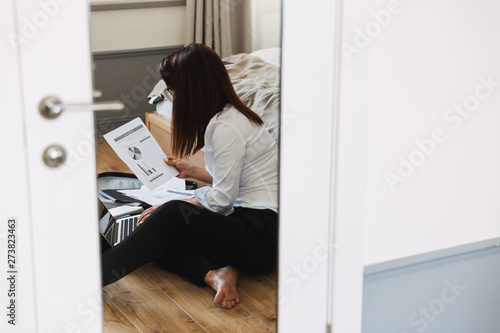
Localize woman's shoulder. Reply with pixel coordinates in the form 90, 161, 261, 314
207, 104, 263, 140
213, 104, 239, 121
211, 105, 257, 128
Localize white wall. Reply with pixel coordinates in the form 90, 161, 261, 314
90, 0, 280, 54
340, 0, 500, 266
251, 0, 281, 51
90, 6, 185, 52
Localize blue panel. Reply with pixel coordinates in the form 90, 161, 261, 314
362, 245, 500, 333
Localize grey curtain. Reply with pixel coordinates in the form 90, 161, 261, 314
185, 0, 253, 58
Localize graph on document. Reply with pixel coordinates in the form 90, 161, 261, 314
104, 117, 178, 190
128, 146, 142, 160
125, 135, 162, 179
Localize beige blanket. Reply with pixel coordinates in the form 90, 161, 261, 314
224, 53, 280, 143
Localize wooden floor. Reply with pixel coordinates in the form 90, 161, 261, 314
96, 136, 278, 332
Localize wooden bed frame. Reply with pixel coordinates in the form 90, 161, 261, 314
145, 111, 210, 187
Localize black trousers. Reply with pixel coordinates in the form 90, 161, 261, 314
101, 200, 278, 286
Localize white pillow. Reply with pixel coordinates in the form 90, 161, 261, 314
148, 80, 173, 120
156, 98, 173, 120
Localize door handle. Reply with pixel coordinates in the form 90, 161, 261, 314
39, 95, 125, 119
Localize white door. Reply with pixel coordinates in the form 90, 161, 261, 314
1, 1, 357, 333
280, 1, 365, 332
279, 0, 362, 332
1, 0, 102, 332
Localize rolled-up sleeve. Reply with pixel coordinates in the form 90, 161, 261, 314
194, 121, 246, 215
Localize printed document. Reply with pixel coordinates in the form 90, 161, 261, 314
118, 182, 195, 206
104, 117, 178, 190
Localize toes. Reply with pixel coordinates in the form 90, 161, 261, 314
220, 298, 238, 309
223, 299, 236, 309
235, 297, 240, 304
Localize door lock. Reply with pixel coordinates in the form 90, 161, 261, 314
39, 96, 125, 119
42, 145, 67, 168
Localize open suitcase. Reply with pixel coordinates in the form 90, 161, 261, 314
97, 172, 197, 250
97, 172, 197, 209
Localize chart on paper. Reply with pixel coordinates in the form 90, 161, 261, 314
104, 118, 178, 190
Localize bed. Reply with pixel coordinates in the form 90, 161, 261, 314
145, 48, 281, 187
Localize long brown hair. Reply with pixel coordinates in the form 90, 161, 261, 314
158, 43, 263, 158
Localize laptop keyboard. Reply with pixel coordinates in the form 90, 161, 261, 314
113, 216, 139, 246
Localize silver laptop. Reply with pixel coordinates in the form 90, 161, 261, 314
98, 199, 142, 247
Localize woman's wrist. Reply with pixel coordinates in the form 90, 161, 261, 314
190, 165, 203, 179
191, 165, 213, 184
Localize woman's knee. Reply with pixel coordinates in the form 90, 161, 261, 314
148, 200, 203, 233
159, 200, 202, 224
138, 200, 185, 232
158, 199, 184, 211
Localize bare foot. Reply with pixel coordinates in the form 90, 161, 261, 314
204, 266, 240, 309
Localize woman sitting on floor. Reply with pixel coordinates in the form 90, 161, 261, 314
101, 43, 278, 309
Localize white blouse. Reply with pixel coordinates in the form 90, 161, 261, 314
194, 105, 279, 215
